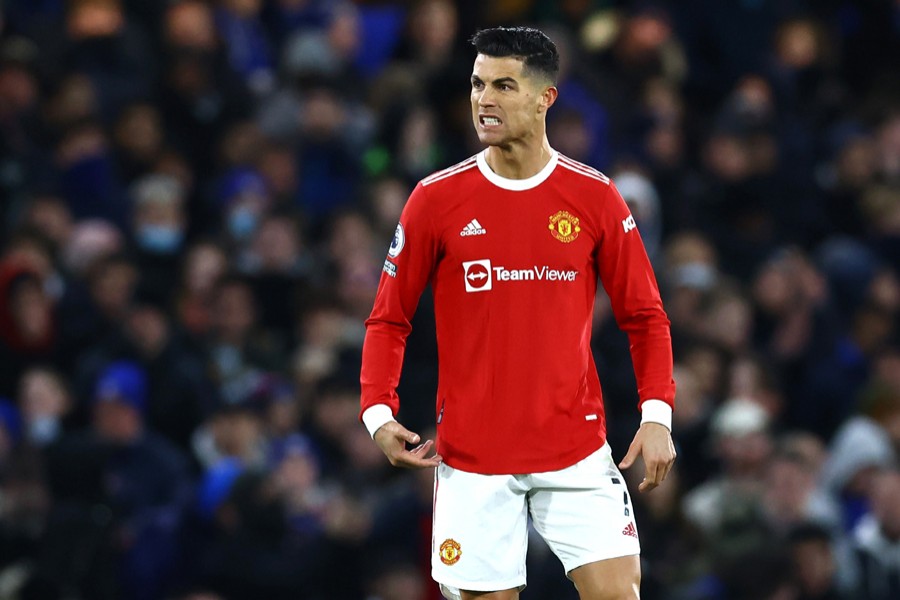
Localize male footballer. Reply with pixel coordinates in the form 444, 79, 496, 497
360, 26, 676, 600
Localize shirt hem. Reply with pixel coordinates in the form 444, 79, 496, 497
440, 436, 606, 476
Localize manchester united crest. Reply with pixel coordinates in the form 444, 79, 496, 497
548, 211, 581, 243
439, 539, 462, 565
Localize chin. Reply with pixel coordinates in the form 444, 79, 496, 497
477, 132, 506, 147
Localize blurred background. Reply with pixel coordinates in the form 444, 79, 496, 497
0, 0, 898, 599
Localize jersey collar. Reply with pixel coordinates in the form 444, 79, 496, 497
476, 148, 558, 191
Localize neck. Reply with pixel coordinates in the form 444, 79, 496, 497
484, 134, 553, 179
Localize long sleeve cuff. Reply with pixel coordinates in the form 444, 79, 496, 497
640, 399, 672, 431
362, 404, 396, 438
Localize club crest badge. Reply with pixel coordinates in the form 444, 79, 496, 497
439, 538, 462, 565
548, 211, 581, 243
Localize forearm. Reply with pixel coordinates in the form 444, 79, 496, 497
359, 320, 409, 426
624, 311, 675, 403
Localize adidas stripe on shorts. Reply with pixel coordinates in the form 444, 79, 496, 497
431, 443, 641, 599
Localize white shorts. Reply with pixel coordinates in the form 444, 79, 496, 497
431, 443, 640, 599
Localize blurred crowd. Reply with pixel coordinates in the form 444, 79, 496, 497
0, 0, 898, 599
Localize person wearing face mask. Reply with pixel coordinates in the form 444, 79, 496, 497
216, 168, 272, 245
18, 366, 73, 447
130, 173, 188, 296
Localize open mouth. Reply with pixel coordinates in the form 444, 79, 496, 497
480, 115, 501, 127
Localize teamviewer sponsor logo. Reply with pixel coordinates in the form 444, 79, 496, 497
463, 259, 492, 292
494, 266, 578, 282
463, 260, 578, 292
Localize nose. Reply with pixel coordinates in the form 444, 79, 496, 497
477, 88, 495, 107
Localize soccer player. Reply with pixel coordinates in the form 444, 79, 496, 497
360, 26, 676, 600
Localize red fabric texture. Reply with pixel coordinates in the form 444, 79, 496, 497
361, 154, 674, 474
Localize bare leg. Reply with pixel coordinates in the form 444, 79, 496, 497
569, 555, 640, 600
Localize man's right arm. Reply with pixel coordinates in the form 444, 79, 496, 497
359, 184, 439, 462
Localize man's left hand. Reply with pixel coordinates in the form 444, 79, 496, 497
618, 422, 676, 493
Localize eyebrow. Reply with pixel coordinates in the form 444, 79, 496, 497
471, 75, 519, 86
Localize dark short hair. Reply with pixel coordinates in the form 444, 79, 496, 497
787, 521, 833, 546
470, 26, 559, 83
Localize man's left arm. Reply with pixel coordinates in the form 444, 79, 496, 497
595, 181, 676, 492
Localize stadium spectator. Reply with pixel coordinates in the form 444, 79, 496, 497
821, 416, 896, 532
130, 173, 189, 293
787, 522, 854, 600
111, 102, 166, 185
851, 468, 900, 599
206, 273, 283, 405
176, 240, 230, 339
17, 366, 74, 447
683, 398, 772, 536
0, 260, 58, 396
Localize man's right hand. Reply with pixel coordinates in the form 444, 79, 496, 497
373, 421, 442, 469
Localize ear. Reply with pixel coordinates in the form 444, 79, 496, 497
538, 85, 558, 114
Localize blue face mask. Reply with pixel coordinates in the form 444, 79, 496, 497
228, 207, 259, 240
28, 416, 61, 446
137, 225, 184, 254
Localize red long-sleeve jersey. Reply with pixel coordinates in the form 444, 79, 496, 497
360, 150, 675, 474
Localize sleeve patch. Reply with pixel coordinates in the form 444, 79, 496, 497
388, 223, 405, 258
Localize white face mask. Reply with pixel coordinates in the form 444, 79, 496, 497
136, 224, 185, 254
28, 415, 61, 445
43, 272, 66, 301
228, 207, 260, 240
671, 262, 717, 291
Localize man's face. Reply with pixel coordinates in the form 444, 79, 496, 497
791, 539, 835, 595
93, 400, 141, 444
470, 54, 550, 149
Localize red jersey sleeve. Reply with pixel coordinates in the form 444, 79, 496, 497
596, 181, 676, 410
360, 183, 439, 419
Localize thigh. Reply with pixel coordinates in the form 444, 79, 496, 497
569, 555, 640, 600
432, 462, 529, 598
527, 444, 641, 576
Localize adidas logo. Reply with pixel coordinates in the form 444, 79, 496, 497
622, 522, 638, 538
460, 219, 487, 237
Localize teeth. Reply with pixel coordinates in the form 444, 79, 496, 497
483, 117, 500, 126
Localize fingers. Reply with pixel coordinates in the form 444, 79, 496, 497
375, 422, 423, 454
622, 424, 678, 493
409, 439, 433, 457
380, 433, 442, 469
655, 437, 677, 483
639, 448, 677, 493
392, 423, 420, 445
638, 479, 657, 493
392, 425, 442, 465
661, 450, 676, 481
618, 439, 641, 470
644, 459, 661, 488
409, 440, 443, 466
391, 439, 442, 469
637, 451, 661, 493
